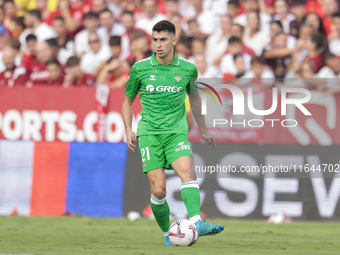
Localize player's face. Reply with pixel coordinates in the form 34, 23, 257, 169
152, 31, 176, 58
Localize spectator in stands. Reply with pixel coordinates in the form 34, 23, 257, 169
273, 0, 295, 34
317, 53, 340, 79
109, 35, 128, 60
189, 0, 215, 36
230, 23, 256, 56
12, 17, 25, 45
45, 58, 65, 86
290, 0, 306, 38
126, 29, 152, 65
234, 0, 272, 34
64, 56, 96, 87
298, 22, 314, 42
92, 0, 108, 14
220, 36, 251, 76
240, 56, 275, 87
80, 32, 111, 75
329, 13, 340, 56
0, 46, 26, 86
165, 0, 180, 20
58, 0, 88, 36
24, 41, 53, 86
99, 9, 126, 39
175, 39, 191, 59
206, 15, 232, 67
302, 12, 326, 35
108, 0, 124, 20
52, 16, 75, 54
3, 0, 17, 34
187, 18, 206, 41
227, 0, 241, 20
243, 11, 271, 56
0, 5, 4, 25
269, 20, 296, 49
36, 0, 53, 25
301, 33, 327, 73
46, 38, 73, 65
2, 38, 22, 68
75, 11, 108, 57
0, 24, 8, 53
322, 0, 338, 35
24, 33, 37, 56
169, 13, 187, 40
96, 57, 129, 87
299, 62, 315, 78
264, 32, 302, 78
135, 0, 166, 35
24, 9, 56, 42
194, 52, 220, 78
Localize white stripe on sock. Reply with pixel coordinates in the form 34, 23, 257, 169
150, 195, 166, 205
180, 183, 199, 190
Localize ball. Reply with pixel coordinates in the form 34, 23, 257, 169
168, 219, 198, 246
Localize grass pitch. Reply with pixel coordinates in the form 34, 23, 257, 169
0, 216, 339, 255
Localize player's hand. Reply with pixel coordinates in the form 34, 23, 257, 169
126, 129, 137, 152
201, 131, 216, 148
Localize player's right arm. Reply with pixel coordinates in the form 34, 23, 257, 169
122, 96, 136, 151
122, 64, 141, 152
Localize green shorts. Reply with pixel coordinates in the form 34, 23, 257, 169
137, 133, 193, 173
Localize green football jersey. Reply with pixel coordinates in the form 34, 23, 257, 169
125, 52, 198, 136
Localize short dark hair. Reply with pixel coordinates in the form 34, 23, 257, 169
4, 0, 15, 5
13, 17, 25, 29
66, 56, 81, 67
270, 20, 283, 30
27, 9, 42, 21
6, 38, 21, 50
152, 20, 176, 36
99, 8, 113, 16
228, 0, 240, 7
291, 0, 305, 7
228, 36, 242, 45
84, 11, 99, 20
233, 53, 243, 61
46, 58, 61, 67
26, 33, 37, 42
324, 52, 338, 61
109, 35, 121, 46
333, 12, 340, 19
251, 56, 266, 65
130, 30, 147, 40
121, 10, 133, 17
53, 15, 65, 22
232, 23, 244, 33
45, 38, 59, 49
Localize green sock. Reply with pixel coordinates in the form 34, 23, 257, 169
150, 195, 170, 233
181, 180, 201, 221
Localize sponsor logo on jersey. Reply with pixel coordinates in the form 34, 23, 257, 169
175, 141, 190, 152
146, 85, 183, 93
146, 85, 155, 92
150, 75, 156, 80
174, 75, 182, 82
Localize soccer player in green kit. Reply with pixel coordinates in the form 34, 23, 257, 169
122, 20, 224, 246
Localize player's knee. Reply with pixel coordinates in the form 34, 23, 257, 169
153, 188, 166, 199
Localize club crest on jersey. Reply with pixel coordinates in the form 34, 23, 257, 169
150, 75, 156, 80
174, 75, 182, 82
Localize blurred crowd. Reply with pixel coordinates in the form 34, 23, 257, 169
0, 0, 339, 91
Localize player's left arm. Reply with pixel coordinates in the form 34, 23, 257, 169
187, 67, 216, 148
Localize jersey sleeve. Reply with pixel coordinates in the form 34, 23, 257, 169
186, 65, 198, 94
124, 64, 141, 99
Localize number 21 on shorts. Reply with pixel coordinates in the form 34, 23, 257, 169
141, 147, 150, 162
